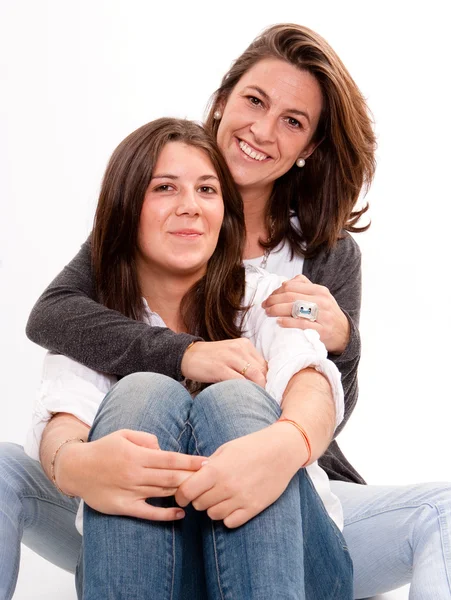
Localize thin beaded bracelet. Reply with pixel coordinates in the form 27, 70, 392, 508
50, 438, 85, 497
277, 417, 312, 467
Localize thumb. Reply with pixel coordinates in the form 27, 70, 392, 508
120, 429, 160, 450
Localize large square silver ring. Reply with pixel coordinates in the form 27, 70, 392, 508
291, 299, 319, 322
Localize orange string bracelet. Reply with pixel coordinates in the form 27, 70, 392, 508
277, 417, 312, 467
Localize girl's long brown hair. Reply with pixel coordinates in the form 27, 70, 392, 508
91, 118, 246, 341
205, 24, 377, 257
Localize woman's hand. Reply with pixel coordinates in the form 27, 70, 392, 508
262, 274, 350, 354
56, 429, 206, 521
175, 424, 307, 528
181, 339, 268, 388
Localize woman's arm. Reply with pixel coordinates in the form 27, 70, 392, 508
26, 239, 267, 386
26, 239, 200, 381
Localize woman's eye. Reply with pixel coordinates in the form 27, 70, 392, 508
248, 96, 262, 107
285, 117, 302, 129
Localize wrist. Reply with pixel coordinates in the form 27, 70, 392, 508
53, 440, 88, 497
330, 313, 351, 355
180, 340, 200, 378
269, 422, 310, 471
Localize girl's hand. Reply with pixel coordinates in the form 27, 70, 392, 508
262, 274, 350, 354
56, 429, 206, 521
181, 339, 268, 388
175, 424, 307, 528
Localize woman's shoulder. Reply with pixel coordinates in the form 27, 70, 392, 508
304, 232, 361, 282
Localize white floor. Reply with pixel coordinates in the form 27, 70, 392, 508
14, 546, 410, 599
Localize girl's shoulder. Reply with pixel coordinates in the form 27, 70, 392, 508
243, 265, 288, 306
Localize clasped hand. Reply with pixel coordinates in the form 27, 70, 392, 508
176, 424, 305, 528
59, 425, 304, 528
57, 429, 205, 521
262, 274, 350, 354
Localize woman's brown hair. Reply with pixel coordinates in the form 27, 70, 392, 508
205, 24, 377, 257
91, 118, 246, 342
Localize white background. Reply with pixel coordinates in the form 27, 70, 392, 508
1, 1, 450, 598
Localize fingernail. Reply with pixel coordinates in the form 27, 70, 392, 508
201, 460, 209, 467
175, 510, 185, 519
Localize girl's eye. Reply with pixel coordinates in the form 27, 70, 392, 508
154, 184, 174, 192
198, 186, 216, 194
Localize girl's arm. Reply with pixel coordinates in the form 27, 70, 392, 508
40, 413, 203, 521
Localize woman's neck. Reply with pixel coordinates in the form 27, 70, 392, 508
240, 186, 272, 260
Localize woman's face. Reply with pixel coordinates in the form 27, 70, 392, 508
216, 58, 323, 194
137, 141, 224, 280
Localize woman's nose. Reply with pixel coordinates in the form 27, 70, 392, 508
250, 114, 277, 144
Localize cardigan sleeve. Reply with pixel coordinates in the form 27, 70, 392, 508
25, 239, 202, 380
302, 233, 362, 436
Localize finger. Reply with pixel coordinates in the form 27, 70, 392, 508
238, 341, 268, 373
141, 449, 206, 471
263, 286, 318, 308
223, 508, 252, 529
121, 429, 160, 450
192, 487, 232, 512
206, 498, 237, 521
175, 465, 216, 507
264, 300, 301, 318
131, 502, 185, 522
237, 364, 266, 387
276, 317, 322, 332
142, 467, 201, 489
137, 485, 178, 498
292, 274, 311, 284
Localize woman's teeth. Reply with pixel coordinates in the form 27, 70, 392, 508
239, 140, 268, 161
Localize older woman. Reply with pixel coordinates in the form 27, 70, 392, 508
1, 23, 450, 599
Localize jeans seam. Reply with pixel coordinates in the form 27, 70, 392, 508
305, 471, 350, 552
21, 495, 79, 515
434, 502, 451, 593
170, 522, 176, 600
187, 421, 201, 457
211, 520, 225, 600
344, 500, 444, 526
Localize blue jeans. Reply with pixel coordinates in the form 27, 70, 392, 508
3, 380, 450, 597
81, 373, 352, 599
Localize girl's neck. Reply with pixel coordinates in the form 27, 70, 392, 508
139, 269, 198, 333
240, 186, 272, 260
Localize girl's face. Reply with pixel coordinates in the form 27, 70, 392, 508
216, 58, 323, 195
137, 141, 224, 280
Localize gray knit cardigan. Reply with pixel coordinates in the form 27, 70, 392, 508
26, 234, 365, 484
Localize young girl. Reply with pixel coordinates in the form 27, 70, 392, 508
23, 118, 351, 599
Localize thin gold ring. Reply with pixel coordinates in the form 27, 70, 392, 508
240, 362, 251, 376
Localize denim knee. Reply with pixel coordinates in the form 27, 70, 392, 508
91, 373, 193, 450
194, 379, 280, 424
0, 443, 25, 495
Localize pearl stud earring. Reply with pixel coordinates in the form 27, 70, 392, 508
296, 158, 306, 168
213, 110, 222, 120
